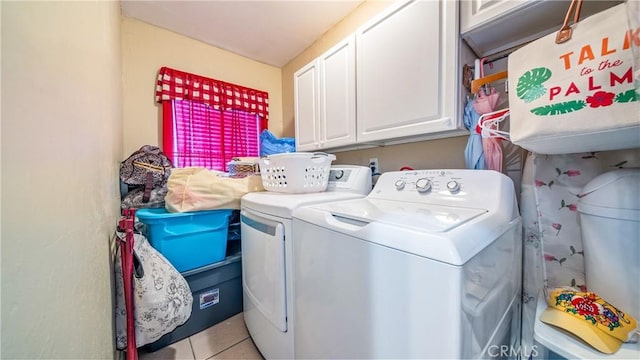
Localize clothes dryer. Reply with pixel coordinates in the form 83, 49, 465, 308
240, 165, 371, 359
292, 169, 522, 359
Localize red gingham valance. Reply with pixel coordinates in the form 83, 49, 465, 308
155, 67, 269, 122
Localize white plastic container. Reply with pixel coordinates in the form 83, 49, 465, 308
259, 152, 336, 193
578, 168, 640, 321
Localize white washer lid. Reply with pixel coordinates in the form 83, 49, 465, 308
241, 191, 364, 219
534, 292, 640, 359
293, 197, 516, 265
312, 198, 487, 233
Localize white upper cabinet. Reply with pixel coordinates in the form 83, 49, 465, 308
355, 0, 460, 144
460, 0, 623, 57
319, 35, 357, 150
294, 60, 320, 151
294, 35, 356, 151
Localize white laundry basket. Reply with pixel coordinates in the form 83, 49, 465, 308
259, 152, 336, 193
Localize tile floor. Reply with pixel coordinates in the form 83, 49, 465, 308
138, 313, 264, 360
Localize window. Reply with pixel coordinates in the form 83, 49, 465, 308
155, 67, 269, 171
164, 100, 261, 171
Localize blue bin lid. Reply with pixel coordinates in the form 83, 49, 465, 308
136, 208, 232, 220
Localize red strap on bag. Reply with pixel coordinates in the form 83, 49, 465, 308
118, 209, 138, 360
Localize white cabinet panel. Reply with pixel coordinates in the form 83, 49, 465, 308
294, 36, 356, 151
356, 0, 460, 144
294, 61, 320, 151
320, 35, 356, 149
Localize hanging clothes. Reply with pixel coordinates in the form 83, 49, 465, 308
473, 58, 504, 172
483, 136, 503, 172
463, 97, 486, 170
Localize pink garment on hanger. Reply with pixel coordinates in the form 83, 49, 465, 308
483, 136, 503, 172
472, 58, 501, 115
473, 87, 500, 115
475, 57, 503, 171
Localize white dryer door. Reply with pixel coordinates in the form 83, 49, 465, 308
241, 210, 287, 332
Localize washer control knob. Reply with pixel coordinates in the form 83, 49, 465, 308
333, 170, 344, 179
415, 178, 432, 193
395, 179, 406, 191
447, 180, 461, 193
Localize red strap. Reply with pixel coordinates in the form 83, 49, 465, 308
120, 209, 138, 360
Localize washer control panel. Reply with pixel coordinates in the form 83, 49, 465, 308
368, 169, 515, 220
368, 169, 515, 210
376, 170, 465, 195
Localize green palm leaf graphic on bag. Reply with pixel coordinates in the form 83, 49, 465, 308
530, 100, 587, 115
614, 89, 638, 103
517, 67, 552, 103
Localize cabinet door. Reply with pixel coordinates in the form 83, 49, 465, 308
460, 0, 530, 34
294, 60, 320, 151
319, 35, 356, 149
356, 0, 459, 143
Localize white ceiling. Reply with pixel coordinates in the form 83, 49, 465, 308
120, 0, 365, 67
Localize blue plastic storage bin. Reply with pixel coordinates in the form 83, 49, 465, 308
136, 208, 232, 272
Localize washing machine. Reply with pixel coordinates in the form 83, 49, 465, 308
240, 165, 371, 359
292, 169, 522, 359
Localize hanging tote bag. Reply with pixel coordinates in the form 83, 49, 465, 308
507, 0, 639, 154
114, 229, 193, 349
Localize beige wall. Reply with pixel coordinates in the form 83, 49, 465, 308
121, 17, 283, 156
1, 1, 122, 358
282, 0, 468, 172
335, 136, 469, 171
